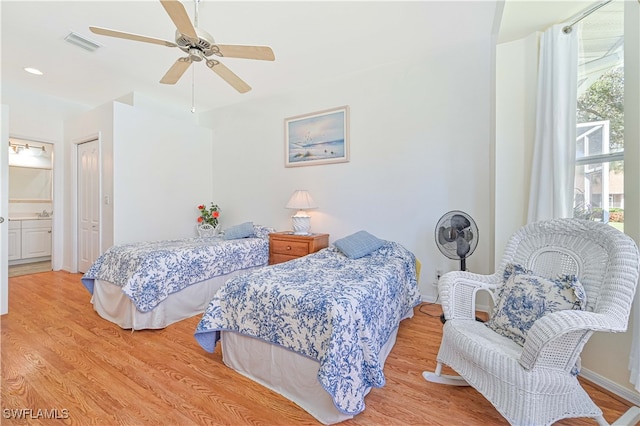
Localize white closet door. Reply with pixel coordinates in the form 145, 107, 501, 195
77, 139, 100, 273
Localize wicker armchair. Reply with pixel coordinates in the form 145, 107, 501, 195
423, 218, 640, 426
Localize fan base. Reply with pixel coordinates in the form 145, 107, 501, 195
439, 314, 485, 324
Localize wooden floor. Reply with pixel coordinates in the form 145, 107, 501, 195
1, 271, 633, 425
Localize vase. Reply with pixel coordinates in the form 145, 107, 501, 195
197, 223, 220, 237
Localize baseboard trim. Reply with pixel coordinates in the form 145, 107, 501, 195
580, 368, 640, 406
420, 294, 490, 313
421, 294, 438, 304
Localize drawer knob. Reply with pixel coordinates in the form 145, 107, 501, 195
286, 245, 292, 250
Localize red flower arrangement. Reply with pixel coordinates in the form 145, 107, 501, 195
197, 203, 221, 227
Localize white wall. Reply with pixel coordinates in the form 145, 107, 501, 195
114, 92, 199, 125
112, 102, 213, 243
199, 40, 495, 300
495, 33, 538, 265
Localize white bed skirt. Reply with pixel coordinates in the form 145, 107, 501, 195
90, 267, 258, 330
220, 326, 399, 425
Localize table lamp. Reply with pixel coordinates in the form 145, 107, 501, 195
285, 190, 318, 235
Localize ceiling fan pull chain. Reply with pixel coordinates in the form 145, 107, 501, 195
191, 64, 196, 113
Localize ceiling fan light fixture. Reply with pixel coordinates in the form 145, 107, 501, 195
189, 48, 203, 62
64, 31, 102, 52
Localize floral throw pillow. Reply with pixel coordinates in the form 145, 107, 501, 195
486, 263, 587, 346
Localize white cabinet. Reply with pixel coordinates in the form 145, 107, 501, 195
8, 221, 21, 261
21, 220, 52, 259
8, 219, 52, 264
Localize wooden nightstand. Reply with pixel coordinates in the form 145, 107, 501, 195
269, 232, 329, 265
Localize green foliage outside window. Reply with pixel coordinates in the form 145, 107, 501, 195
577, 67, 624, 152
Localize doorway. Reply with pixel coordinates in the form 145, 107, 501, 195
7, 138, 54, 277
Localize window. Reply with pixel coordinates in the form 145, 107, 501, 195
573, 3, 624, 231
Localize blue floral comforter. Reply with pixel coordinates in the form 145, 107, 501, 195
194, 241, 420, 415
81, 226, 273, 313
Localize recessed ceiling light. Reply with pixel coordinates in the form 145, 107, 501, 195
24, 67, 43, 76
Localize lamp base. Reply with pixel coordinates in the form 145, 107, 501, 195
291, 215, 311, 235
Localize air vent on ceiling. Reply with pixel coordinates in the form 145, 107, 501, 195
64, 31, 102, 52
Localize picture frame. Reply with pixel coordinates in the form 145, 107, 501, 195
284, 105, 349, 167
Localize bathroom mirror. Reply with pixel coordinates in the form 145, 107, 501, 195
9, 166, 53, 202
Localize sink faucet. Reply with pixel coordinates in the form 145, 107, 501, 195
37, 210, 50, 218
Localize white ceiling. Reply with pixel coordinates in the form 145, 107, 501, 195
500, 0, 624, 93
0, 1, 498, 113
0, 1, 620, 114
498, 0, 594, 43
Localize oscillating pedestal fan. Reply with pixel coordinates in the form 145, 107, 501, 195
434, 210, 479, 323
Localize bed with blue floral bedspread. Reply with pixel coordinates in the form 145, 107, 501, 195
81, 225, 274, 330
194, 240, 420, 422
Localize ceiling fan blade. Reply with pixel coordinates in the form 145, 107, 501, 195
89, 26, 177, 48
159, 0, 197, 40
160, 57, 192, 84
206, 60, 251, 93
213, 45, 275, 61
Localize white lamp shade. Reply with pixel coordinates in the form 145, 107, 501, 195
285, 190, 318, 210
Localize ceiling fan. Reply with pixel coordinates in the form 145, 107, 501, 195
89, 0, 275, 94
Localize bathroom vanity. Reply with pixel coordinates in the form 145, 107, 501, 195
8, 217, 52, 264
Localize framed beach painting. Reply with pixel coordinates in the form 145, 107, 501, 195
284, 105, 350, 167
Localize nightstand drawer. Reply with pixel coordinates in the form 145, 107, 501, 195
268, 232, 329, 265
270, 253, 300, 264
271, 239, 309, 257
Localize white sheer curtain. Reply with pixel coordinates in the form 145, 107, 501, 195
527, 24, 579, 223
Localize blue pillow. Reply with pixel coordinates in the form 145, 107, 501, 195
334, 231, 385, 259
223, 222, 255, 240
